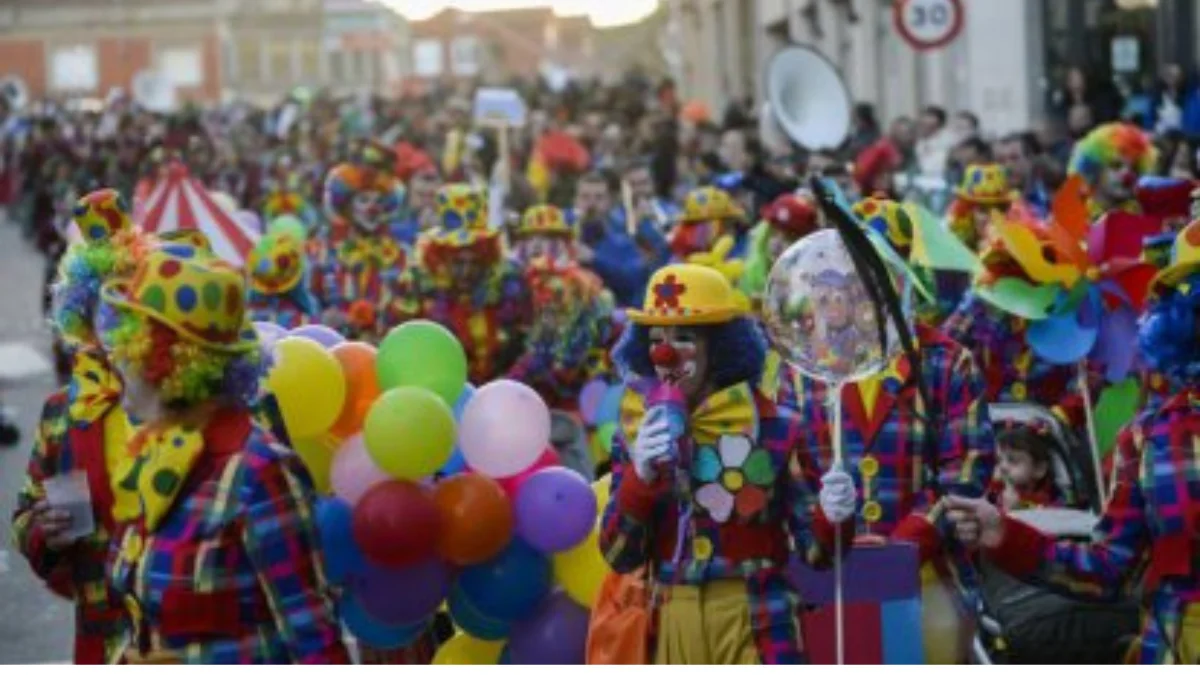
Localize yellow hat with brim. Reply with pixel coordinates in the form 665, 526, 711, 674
248, 231, 305, 295
1151, 219, 1200, 296
428, 183, 499, 248
677, 186, 745, 224
101, 248, 258, 353
514, 204, 573, 239
955, 163, 1019, 205
626, 263, 746, 326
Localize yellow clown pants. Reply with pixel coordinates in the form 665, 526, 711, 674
653, 580, 762, 665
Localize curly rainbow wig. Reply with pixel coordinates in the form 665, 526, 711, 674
1138, 272, 1200, 382
97, 303, 262, 411
1068, 123, 1157, 190
51, 229, 148, 348
613, 317, 768, 391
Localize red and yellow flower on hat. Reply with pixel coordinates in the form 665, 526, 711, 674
514, 204, 573, 240
678, 186, 745, 225
626, 263, 746, 326
954, 163, 1018, 205
247, 230, 305, 296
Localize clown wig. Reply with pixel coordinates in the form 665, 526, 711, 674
98, 305, 262, 411
51, 230, 147, 347
1138, 274, 1200, 382
1068, 123, 1157, 189
613, 318, 768, 391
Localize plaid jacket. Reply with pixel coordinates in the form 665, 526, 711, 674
11, 388, 126, 664
109, 410, 348, 664
990, 389, 1200, 664
600, 381, 851, 664
308, 233, 410, 343
778, 325, 996, 592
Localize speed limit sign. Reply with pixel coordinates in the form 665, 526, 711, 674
893, 0, 964, 51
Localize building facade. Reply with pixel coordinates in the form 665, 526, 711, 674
673, 0, 1196, 137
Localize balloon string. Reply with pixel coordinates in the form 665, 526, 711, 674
832, 383, 845, 666
1077, 361, 1106, 512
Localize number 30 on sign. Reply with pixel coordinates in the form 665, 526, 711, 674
893, 0, 964, 51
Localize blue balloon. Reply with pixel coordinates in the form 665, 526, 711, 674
437, 384, 476, 478
341, 595, 429, 649
453, 383, 476, 420
458, 539, 552, 622
448, 583, 511, 640
316, 497, 365, 585
594, 384, 625, 427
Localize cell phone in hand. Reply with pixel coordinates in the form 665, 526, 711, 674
43, 471, 95, 541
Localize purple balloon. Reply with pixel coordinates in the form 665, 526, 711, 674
289, 323, 345, 348
349, 557, 452, 625
514, 467, 596, 553
254, 321, 287, 346
508, 590, 591, 665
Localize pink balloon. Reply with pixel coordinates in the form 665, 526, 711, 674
495, 449, 560, 498
459, 380, 551, 478
331, 434, 389, 505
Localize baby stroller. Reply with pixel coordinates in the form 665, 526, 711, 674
971, 403, 1141, 664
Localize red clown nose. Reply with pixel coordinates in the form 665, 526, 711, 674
650, 343, 681, 368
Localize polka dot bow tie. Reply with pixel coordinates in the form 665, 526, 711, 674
116, 423, 205, 532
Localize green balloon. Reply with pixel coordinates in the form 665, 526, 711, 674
376, 320, 468, 407
268, 214, 308, 242
363, 387, 455, 480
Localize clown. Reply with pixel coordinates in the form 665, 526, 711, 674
947, 218, 1200, 663
507, 204, 614, 410
12, 189, 147, 664
945, 163, 1018, 253
247, 229, 317, 329
410, 184, 531, 383
261, 157, 319, 232
740, 193, 820, 302
669, 186, 749, 261
601, 263, 855, 664
1068, 122, 1157, 219
98, 248, 347, 664
311, 155, 409, 342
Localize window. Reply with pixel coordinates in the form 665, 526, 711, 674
49, 44, 98, 92
330, 50, 348, 82
414, 38, 443, 77
237, 39, 261, 81
159, 47, 203, 88
268, 40, 292, 82
298, 40, 320, 80
450, 36, 478, 76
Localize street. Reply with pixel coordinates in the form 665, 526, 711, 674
0, 213, 73, 664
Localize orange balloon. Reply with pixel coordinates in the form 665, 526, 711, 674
329, 341, 380, 438
432, 474, 514, 565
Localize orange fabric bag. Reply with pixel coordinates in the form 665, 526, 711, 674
585, 570, 656, 664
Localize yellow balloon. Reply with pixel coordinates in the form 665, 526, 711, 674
292, 433, 339, 494
591, 475, 611, 513
920, 563, 970, 664
433, 632, 505, 665
267, 337, 347, 440
552, 527, 610, 609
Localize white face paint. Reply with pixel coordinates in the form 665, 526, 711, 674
648, 325, 708, 400
1099, 159, 1136, 202
352, 192, 383, 232
113, 360, 164, 424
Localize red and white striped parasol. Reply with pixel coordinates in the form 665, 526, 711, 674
136, 161, 258, 265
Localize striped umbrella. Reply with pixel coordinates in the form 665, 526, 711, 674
136, 160, 258, 266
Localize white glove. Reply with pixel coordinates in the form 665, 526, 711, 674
819, 468, 856, 525
629, 410, 673, 483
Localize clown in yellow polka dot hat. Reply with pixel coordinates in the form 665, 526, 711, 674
670, 186, 748, 260
946, 163, 1019, 251
418, 183, 504, 277
245, 230, 317, 329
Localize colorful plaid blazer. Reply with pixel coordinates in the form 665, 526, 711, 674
600, 380, 851, 664
990, 389, 1200, 664
308, 232, 410, 343
778, 325, 996, 591
11, 388, 126, 664
109, 411, 348, 664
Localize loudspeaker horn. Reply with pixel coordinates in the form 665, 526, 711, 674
765, 45, 852, 151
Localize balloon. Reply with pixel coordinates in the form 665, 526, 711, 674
253, 320, 287, 349
376, 320, 468, 407
267, 337, 346, 439
761, 229, 908, 385
269, 214, 308, 241
349, 557, 452, 625
235, 209, 263, 235
921, 563, 970, 664
328, 342, 380, 438
577, 378, 607, 425
453, 383, 476, 420
459, 539, 552, 622
433, 632, 506, 665
363, 387, 455, 480
448, 584, 511, 640
592, 474, 612, 513
315, 497, 364, 584
352, 481, 440, 568
289, 323, 345, 348
552, 528, 608, 608
594, 383, 625, 426
508, 590, 591, 665
495, 449, 560, 497
331, 434, 389, 505
514, 467, 596, 554
459, 380, 551, 478
590, 422, 616, 465
341, 594, 430, 650
293, 433, 337, 494
439, 450, 468, 478
433, 474, 514, 565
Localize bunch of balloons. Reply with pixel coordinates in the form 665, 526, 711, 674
577, 377, 625, 467
260, 319, 613, 662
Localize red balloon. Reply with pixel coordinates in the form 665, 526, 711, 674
495, 448, 560, 498
352, 481, 440, 568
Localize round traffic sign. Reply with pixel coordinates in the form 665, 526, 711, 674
893, 0, 964, 51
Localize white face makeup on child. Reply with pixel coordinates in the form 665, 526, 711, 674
648, 326, 710, 403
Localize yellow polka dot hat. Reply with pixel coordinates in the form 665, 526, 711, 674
247, 230, 305, 295
678, 186, 746, 224
626, 263, 747, 326
428, 183, 497, 247
101, 247, 257, 353
954, 163, 1018, 205
852, 196, 917, 250
515, 204, 573, 239
73, 188, 133, 244
156, 230, 213, 255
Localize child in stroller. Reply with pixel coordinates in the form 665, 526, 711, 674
973, 403, 1140, 664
